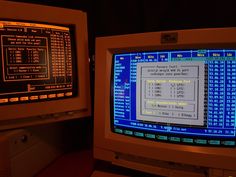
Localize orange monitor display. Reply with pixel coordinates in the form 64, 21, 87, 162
0, 21, 77, 105
0, 1, 90, 129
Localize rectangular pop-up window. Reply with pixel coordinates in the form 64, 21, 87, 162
136, 62, 205, 126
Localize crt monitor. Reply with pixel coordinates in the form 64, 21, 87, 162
94, 28, 236, 176
0, 1, 90, 129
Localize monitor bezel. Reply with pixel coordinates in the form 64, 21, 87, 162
110, 48, 236, 147
94, 27, 236, 171
0, 1, 90, 128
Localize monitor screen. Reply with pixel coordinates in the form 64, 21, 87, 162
94, 28, 236, 173
111, 49, 236, 147
0, 1, 90, 130
0, 21, 77, 105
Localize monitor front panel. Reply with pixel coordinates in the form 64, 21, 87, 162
0, 21, 77, 106
111, 49, 236, 147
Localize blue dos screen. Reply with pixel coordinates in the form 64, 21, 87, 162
111, 49, 236, 147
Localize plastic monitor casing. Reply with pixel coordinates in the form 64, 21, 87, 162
94, 28, 236, 176
0, 1, 91, 130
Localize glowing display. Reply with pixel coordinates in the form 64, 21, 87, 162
0, 21, 77, 105
112, 49, 236, 146
136, 62, 205, 126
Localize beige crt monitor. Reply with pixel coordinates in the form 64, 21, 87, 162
94, 28, 236, 177
0, 1, 91, 130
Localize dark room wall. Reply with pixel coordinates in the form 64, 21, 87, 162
12, 0, 236, 56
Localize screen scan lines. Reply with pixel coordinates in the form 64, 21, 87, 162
0, 20, 75, 105
112, 49, 236, 146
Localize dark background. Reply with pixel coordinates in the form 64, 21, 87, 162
12, 0, 236, 56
